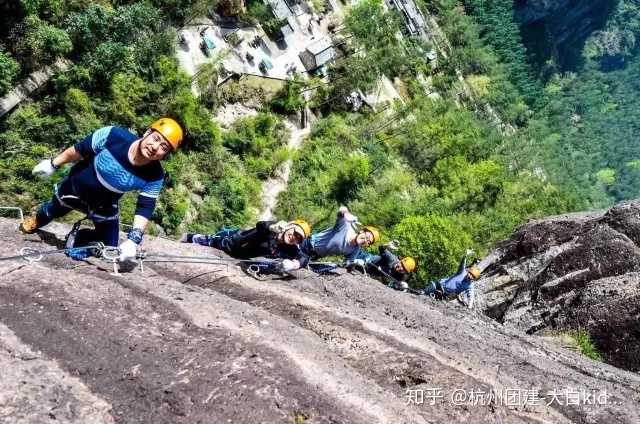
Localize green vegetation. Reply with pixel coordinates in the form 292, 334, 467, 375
0, 0, 637, 289
277, 96, 571, 283
0, 49, 19, 95
0, 0, 261, 235
223, 113, 289, 180
456, 0, 640, 204
568, 330, 603, 362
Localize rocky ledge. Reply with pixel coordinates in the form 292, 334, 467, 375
478, 200, 640, 372
0, 218, 638, 423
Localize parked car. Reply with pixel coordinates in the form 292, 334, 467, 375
200, 33, 216, 56
259, 57, 273, 74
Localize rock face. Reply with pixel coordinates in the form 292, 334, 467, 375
478, 200, 640, 372
513, 0, 616, 66
1, 217, 639, 423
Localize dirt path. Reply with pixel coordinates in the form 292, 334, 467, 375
0, 219, 639, 423
258, 116, 311, 221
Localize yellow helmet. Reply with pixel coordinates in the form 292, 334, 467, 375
150, 117, 184, 151
401, 257, 416, 273
290, 219, 312, 238
361, 226, 380, 244
468, 267, 481, 280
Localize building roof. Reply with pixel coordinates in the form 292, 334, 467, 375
280, 22, 294, 38
305, 37, 335, 68
389, 0, 426, 35
266, 0, 293, 19
307, 37, 332, 55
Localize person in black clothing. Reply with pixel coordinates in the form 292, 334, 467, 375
183, 219, 312, 271
349, 242, 417, 290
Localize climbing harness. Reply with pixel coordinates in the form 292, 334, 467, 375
426, 280, 447, 300
242, 261, 284, 281
371, 264, 422, 295
54, 189, 119, 222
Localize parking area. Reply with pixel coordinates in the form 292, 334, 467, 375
176, 5, 337, 83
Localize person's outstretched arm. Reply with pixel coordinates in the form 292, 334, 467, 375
32, 127, 111, 177
457, 250, 472, 274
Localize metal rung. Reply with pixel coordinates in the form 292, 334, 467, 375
0, 206, 24, 224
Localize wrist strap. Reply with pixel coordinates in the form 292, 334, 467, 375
128, 228, 144, 244
50, 159, 60, 170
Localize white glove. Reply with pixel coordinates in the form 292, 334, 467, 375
32, 159, 57, 178
118, 239, 138, 262
281, 259, 299, 271
352, 259, 365, 267
339, 206, 358, 223
465, 248, 475, 256
386, 240, 400, 250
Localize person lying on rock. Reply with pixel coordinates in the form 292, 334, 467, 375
352, 241, 417, 291
422, 249, 480, 308
182, 219, 312, 271
21, 118, 183, 262
301, 206, 380, 268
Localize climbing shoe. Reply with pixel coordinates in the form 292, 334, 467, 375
19, 216, 40, 234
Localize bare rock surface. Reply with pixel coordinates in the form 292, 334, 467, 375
0, 218, 639, 423
478, 200, 640, 372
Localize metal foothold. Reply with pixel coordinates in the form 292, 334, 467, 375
248, 264, 261, 279
19, 247, 42, 263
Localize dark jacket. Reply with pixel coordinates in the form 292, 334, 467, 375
228, 221, 310, 266
367, 246, 409, 283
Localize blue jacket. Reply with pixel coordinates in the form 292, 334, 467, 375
302, 207, 375, 265
439, 253, 474, 306
72, 126, 164, 219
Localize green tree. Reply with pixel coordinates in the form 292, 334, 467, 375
63, 87, 103, 136
391, 214, 473, 284
108, 72, 146, 127
66, 4, 112, 53
271, 77, 306, 114
16, 15, 72, 67
0, 50, 19, 95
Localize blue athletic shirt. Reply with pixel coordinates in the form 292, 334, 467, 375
71, 126, 164, 219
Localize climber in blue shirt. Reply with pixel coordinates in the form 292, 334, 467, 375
423, 249, 480, 308
21, 118, 184, 262
301, 206, 381, 267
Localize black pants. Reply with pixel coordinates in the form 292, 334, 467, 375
36, 178, 120, 247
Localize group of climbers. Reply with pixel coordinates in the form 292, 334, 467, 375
183, 204, 481, 307
21, 120, 481, 308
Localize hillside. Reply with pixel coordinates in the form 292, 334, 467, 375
478, 199, 640, 372
1, 217, 640, 423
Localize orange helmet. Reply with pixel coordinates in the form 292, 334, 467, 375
289, 219, 312, 238
400, 257, 416, 273
468, 267, 481, 279
361, 226, 380, 244
150, 117, 184, 151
